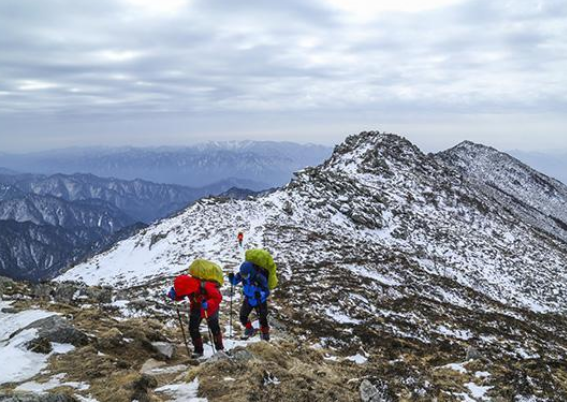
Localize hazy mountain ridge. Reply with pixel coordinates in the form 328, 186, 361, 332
0, 193, 134, 233
0, 141, 334, 188
0, 172, 266, 223
0, 220, 110, 280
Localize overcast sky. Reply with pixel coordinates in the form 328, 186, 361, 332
0, 0, 566, 153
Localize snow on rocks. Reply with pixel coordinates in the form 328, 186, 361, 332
0, 304, 75, 385
15, 373, 89, 393
155, 379, 207, 402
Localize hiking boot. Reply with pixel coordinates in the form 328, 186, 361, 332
240, 327, 257, 340
191, 351, 204, 359
260, 327, 270, 342
214, 333, 224, 351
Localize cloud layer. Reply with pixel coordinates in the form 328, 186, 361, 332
0, 0, 565, 151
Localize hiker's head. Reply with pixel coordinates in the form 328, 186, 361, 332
174, 274, 199, 296
240, 261, 255, 279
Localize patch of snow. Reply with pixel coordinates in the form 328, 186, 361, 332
441, 362, 468, 374
466, 382, 493, 401
436, 325, 473, 340
16, 373, 89, 393
346, 354, 368, 364
75, 396, 100, 402
156, 379, 207, 402
325, 307, 361, 325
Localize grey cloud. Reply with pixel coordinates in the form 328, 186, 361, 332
0, 0, 565, 151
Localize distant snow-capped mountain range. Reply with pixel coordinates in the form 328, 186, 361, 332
0, 141, 334, 189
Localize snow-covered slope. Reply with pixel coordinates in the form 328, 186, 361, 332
436, 141, 567, 244
59, 132, 567, 315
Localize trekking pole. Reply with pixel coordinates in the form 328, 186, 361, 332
175, 304, 191, 357
203, 308, 217, 354
230, 280, 234, 340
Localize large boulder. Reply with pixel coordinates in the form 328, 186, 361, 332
12, 315, 89, 347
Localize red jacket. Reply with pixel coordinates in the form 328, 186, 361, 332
173, 275, 222, 318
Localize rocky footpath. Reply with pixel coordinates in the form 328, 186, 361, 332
3, 275, 567, 401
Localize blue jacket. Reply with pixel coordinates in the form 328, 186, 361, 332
230, 262, 270, 307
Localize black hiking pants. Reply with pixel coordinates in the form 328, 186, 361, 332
240, 298, 269, 330
189, 307, 223, 352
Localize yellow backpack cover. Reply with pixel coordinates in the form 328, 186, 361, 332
245, 249, 278, 290
188, 259, 224, 286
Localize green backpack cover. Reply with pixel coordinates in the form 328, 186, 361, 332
188, 259, 224, 286
245, 249, 278, 290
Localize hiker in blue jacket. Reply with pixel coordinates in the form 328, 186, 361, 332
229, 261, 270, 341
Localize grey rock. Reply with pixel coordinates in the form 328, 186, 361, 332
360, 379, 390, 402
54, 284, 80, 303
13, 315, 89, 347
351, 213, 370, 225
31, 284, 54, 300
114, 289, 130, 301
151, 342, 176, 360
128, 299, 149, 311
1, 307, 18, 314
140, 358, 166, 374
282, 200, 293, 215
466, 346, 483, 360
206, 350, 232, 364
231, 348, 254, 362
85, 287, 113, 304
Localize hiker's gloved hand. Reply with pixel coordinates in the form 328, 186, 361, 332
255, 291, 262, 301
166, 287, 176, 300
228, 273, 235, 284
201, 300, 209, 311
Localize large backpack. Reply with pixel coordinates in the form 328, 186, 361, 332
188, 259, 224, 286
245, 249, 278, 290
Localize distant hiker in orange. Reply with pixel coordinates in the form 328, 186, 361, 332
237, 231, 244, 247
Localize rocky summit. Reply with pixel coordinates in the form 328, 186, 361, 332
2, 131, 567, 401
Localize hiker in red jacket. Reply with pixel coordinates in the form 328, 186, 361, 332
167, 274, 223, 358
